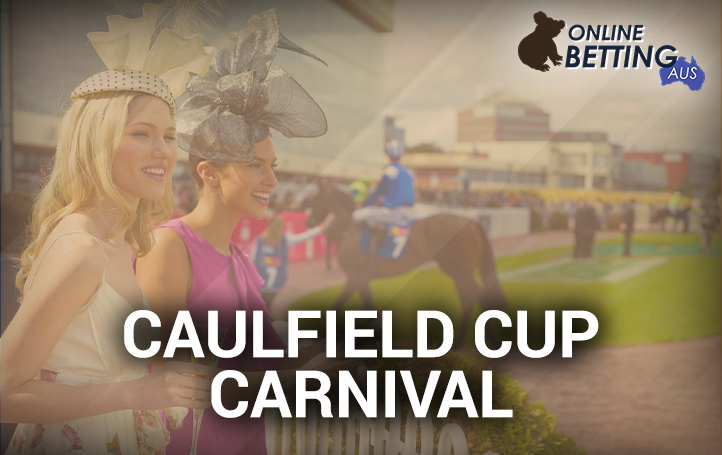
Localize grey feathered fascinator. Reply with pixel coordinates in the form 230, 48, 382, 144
176, 8, 328, 162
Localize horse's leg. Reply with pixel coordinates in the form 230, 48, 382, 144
448, 273, 480, 350
437, 220, 506, 350
358, 280, 374, 311
333, 280, 357, 311
436, 261, 479, 349
326, 237, 333, 271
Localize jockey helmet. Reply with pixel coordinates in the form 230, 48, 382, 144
385, 140, 405, 159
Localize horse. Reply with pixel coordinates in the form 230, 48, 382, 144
306, 184, 507, 349
318, 184, 355, 271
650, 207, 690, 232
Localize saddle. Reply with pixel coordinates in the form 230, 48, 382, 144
360, 220, 413, 259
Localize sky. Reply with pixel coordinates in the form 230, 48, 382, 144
9, 0, 721, 162
382, 0, 721, 156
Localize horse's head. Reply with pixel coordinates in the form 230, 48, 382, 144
306, 192, 330, 228
306, 181, 355, 240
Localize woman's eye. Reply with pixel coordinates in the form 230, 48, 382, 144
271, 163, 279, 170
133, 131, 150, 138
164, 135, 177, 141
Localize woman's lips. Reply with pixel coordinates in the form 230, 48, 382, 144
142, 166, 166, 182
252, 192, 270, 206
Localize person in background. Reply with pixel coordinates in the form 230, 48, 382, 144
668, 190, 682, 232
573, 200, 599, 259
350, 140, 414, 266
251, 212, 334, 307
280, 190, 297, 211
353, 140, 415, 228
619, 200, 635, 257
349, 175, 371, 208
172, 185, 196, 216
602, 201, 612, 230
680, 203, 692, 232
699, 199, 719, 255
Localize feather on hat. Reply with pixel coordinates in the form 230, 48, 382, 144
176, 8, 327, 162
71, 3, 214, 114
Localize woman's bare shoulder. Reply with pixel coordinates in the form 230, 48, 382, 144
137, 227, 190, 282
146, 226, 189, 259
137, 226, 192, 312
24, 223, 106, 308
153, 225, 184, 244
41, 215, 106, 261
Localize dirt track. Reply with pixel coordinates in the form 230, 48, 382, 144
272, 231, 721, 455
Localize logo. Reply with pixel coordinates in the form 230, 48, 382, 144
566, 25, 679, 70
389, 226, 410, 236
263, 256, 281, 266
660, 57, 705, 91
518, 11, 565, 72
518, 14, 705, 91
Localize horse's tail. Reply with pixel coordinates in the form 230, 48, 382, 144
476, 222, 507, 311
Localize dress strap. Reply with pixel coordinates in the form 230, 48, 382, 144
26, 231, 108, 294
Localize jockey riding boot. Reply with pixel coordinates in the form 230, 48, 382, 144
369, 227, 383, 273
361, 220, 385, 275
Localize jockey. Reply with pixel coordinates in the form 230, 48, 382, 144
251, 212, 334, 307
352, 139, 415, 227
349, 175, 371, 207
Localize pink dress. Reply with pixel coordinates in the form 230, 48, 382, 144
157, 219, 285, 455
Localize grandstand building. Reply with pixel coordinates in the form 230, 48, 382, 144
621, 151, 721, 192
457, 94, 550, 141
404, 94, 618, 191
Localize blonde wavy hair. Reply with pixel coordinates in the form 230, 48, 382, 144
16, 92, 175, 295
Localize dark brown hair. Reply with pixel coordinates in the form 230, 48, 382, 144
187, 154, 229, 189
187, 132, 272, 189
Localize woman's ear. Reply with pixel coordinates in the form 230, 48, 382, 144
197, 161, 221, 188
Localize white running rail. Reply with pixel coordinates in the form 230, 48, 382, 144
265, 402, 498, 455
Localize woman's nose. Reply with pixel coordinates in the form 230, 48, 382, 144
264, 167, 278, 189
152, 136, 176, 161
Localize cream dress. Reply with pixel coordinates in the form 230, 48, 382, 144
5, 232, 185, 455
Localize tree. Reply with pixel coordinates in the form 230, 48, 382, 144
406, 142, 445, 154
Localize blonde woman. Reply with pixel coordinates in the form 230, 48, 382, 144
0, 6, 217, 454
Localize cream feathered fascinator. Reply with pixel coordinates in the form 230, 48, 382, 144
70, 3, 215, 114
176, 8, 328, 162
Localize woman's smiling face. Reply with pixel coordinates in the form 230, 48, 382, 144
218, 135, 278, 219
112, 94, 177, 204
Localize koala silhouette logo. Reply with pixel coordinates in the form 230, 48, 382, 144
518, 11, 565, 72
